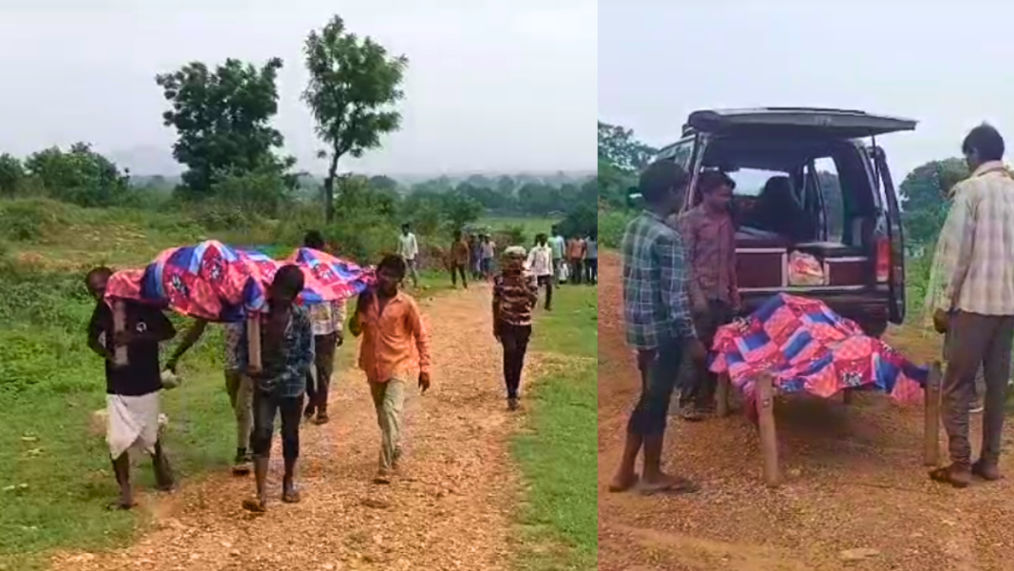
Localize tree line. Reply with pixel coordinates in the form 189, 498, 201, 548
0, 14, 598, 242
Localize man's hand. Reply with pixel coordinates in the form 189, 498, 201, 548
246, 365, 263, 379
688, 338, 708, 362
335, 332, 344, 348
933, 309, 950, 334
418, 372, 431, 394
691, 296, 709, 316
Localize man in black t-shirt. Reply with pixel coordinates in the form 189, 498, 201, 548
86, 267, 177, 510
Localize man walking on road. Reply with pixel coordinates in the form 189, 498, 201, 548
527, 233, 554, 311
87, 267, 177, 509
567, 233, 586, 285
549, 226, 566, 285
349, 255, 432, 484
302, 231, 346, 425
584, 231, 598, 285
608, 160, 706, 495
450, 230, 470, 289
929, 124, 1014, 488
493, 246, 539, 411
241, 265, 313, 512
397, 223, 420, 289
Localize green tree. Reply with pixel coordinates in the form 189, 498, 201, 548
898, 158, 968, 246
368, 175, 399, 194
156, 58, 293, 197
24, 143, 130, 206
0, 153, 24, 195
303, 15, 408, 223
598, 121, 657, 172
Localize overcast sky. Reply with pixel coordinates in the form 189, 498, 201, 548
600, 0, 1014, 180
0, 0, 596, 176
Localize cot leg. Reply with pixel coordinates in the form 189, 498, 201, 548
924, 361, 942, 467
716, 373, 731, 417
757, 374, 779, 487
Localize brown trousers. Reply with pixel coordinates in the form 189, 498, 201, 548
941, 311, 1014, 465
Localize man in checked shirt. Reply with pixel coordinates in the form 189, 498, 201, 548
608, 160, 707, 495
929, 124, 1014, 488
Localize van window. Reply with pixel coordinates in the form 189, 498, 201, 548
812, 157, 844, 242
726, 168, 789, 197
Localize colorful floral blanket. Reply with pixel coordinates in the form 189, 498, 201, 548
105, 240, 374, 321
709, 294, 928, 414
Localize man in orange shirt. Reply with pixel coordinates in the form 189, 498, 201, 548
349, 255, 432, 484
567, 234, 586, 285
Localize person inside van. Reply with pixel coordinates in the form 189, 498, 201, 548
746, 176, 811, 241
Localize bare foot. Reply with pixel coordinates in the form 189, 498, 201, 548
242, 498, 267, 513
608, 472, 639, 493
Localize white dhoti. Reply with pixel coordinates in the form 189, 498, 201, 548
106, 392, 161, 459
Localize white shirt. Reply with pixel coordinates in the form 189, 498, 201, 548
309, 300, 347, 336
934, 161, 1014, 315
527, 245, 554, 277
398, 232, 419, 260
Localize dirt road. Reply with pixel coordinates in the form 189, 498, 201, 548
597, 251, 1014, 571
52, 285, 526, 571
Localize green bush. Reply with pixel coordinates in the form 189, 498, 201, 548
598, 208, 631, 248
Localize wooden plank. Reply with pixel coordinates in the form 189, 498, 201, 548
716, 373, 730, 417
756, 373, 779, 487
112, 300, 128, 367
247, 315, 262, 372
842, 387, 854, 405
923, 361, 942, 466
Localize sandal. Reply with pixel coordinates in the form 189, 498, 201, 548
639, 475, 699, 496
929, 464, 971, 488
242, 498, 267, 513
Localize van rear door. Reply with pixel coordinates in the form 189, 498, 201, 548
872, 146, 906, 324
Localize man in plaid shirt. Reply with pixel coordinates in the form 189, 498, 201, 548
608, 160, 706, 495
930, 124, 1014, 488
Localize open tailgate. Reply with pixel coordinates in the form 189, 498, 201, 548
688, 108, 917, 139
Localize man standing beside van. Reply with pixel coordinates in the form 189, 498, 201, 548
929, 124, 1014, 488
677, 171, 740, 420
609, 160, 706, 495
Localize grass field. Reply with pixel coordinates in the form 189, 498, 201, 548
480, 216, 559, 241
511, 282, 598, 570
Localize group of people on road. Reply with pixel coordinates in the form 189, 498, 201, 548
87, 218, 579, 512
610, 123, 1014, 495
87, 231, 431, 512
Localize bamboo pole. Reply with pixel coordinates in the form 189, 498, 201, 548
716, 373, 731, 417
756, 373, 779, 487
246, 315, 262, 372
112, 300, 128, 367
923, 361, 942, 467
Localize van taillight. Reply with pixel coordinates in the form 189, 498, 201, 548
876, 237, 890, 283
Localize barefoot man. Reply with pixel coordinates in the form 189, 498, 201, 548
349, 255, 431, 484
86, 267, 177, 509
241, 265, 313, 512
929, 123, 1014, 488
609, 160, 706, 494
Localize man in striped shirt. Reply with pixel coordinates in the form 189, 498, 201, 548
929, 124, 1014, 487
609, 160, 706, 495
493, 246, 539, 410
